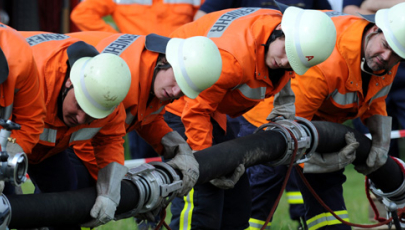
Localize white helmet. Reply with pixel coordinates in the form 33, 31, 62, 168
282, 6, 337, 75
166, 36, 222, 99
375, 2, 405, 59
70, 53, 131, 119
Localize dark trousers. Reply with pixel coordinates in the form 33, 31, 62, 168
164, 111, 251, 230
237, 116, 305, 223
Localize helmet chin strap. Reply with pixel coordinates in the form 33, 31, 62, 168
360, 58, 388, 77
361, 29, 389, 77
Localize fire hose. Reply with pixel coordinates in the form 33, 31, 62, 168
1, 118, 403, 228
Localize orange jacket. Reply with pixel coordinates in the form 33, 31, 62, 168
165, 8, 292, 150
96, 33, 173, 154
19, 31, 127, 179
243, 12, 398, 127
0, 24, 46, 154
70, 0, 203, 36
66, 31, 115, 47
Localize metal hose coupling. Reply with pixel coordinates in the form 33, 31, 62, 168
115, 161, 182, 220
255, 117, 313, 166
0, 119, 28, 186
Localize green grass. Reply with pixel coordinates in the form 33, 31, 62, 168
19, 164, 375, 230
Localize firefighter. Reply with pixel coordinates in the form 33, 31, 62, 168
70, 0, 203, 36
242, 2, 405, 229
0, 24, 46, 194
91, 33, 222, 203
162, 6, 337, 230
20, 30, 223, 227
19, 31, 131, 229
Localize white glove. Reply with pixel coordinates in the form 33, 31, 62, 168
210, 164, 245, 189
355, 115, 391, 175
267, 79, 296, 121
304, 132, 359, 173
162, 131, 199, 197
82, 162, 128, 227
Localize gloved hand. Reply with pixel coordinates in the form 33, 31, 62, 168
266, 79, 296, 121
355, 115, 391, 175
303, 132, 358, 173
82, 162, 128, 227
161, 131, 199, 197
210, 164, 245, 189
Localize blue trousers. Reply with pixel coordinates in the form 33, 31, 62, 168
237, 116, 305, 225
164, 111, 251, 230
128, 130, 159, 159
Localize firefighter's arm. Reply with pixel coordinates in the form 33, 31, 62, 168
11, 52, 46, 154
181, 52, 242, 150
136, 113, 173, 155
294, 67, 329, 120
80, 105, 127, 227
356, 99, 391, 175
267, 78, 296, 121
92, 105, 126, 169
71, 0, 119, 33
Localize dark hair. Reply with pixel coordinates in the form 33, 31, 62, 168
262, 29, 292, 83
262, 29, 285, 54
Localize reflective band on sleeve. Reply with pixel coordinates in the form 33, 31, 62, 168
79, 59, 111, 111
369, 84, 391, 105
125, 112, 135, 125
381, 10, 405, 56
329, 90, 359, 106
237, 84, 266, 100
151, 105, 165, 114
39, 128, 57, 143
0, 104, 12, 120
26, 33, 70, 46
177, 39, 201, 93
207, 8, 260, 38
70, 127, 102, 142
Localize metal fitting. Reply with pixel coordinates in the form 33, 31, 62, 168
295, 117, 319, 164
255, 117, 311, 166
0, 120, 28, 186
116, 161, 182, 220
